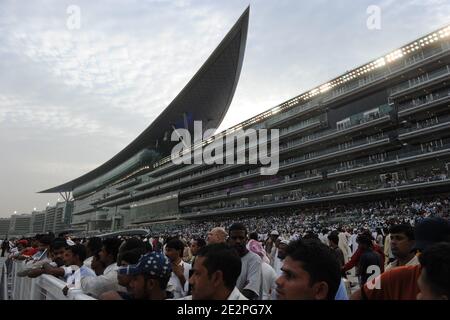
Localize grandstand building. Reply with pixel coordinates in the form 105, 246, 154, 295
2, 202, 73, 238
30, 202, 73, 235
8, 214, 32, 237
30, 210, 46, 234
40, 10, 450, 232
0, 218, 10, 238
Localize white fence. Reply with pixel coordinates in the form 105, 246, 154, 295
0, 258, 7, 300
0, 259, 95, 300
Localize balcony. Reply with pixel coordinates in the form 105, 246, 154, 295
279, 114, 327, 139
183, 175, 450, 218
92, 212, 110, 222
72, 206, 96, 216
90, 191, 130, 206
323, 43, 450, 104
266, 99, 322, 128
279, 136, 391, 172
281, 105, 392, 153
390, 65, 450, 98
398, 90, 450, 117
115, 178, 142, 190
399, 117, 450, 141
180, 169, 260, 196
327, 145, 450, 179
180, 174, 322, 206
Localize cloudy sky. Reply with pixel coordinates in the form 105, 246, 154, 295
0, 0, 449, 217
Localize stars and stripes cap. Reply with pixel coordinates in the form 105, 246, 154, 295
118, 252, 172, 278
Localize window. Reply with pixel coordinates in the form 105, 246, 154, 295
240, 198, 249, 206
305, 169, 318, 177
340, 160, 356, 169
337, 118, 351, 131
339, 140, 353, 150
367, 132, 384, 143
380, 172, 399, 183
416, 116, 439, 129
409, 73, 428, 87
304, 151, 318, 160
336, 181, 351, 191
369, 152, 388, 163
363, 108, 380, 121
421, 139, 443, 153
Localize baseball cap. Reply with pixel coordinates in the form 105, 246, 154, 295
413, 217, 450, 251
279, 238, 289, 245
270, 230, 279, 236
118, 252, 172, 278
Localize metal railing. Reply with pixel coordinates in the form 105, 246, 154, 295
390, 65, 450, 96
0, 260, 96, 300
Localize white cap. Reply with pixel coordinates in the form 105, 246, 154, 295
270, 230, 279, 236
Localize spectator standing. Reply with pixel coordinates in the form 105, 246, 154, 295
228, 223, 262, 300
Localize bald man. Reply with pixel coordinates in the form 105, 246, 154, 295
207, 227, 227, 245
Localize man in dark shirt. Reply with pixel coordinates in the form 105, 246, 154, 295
356, 233, 382, 286
328, 231, 345, 267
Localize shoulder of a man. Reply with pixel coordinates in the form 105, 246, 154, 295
244, 251, 262, 263
363, 265, 421, 300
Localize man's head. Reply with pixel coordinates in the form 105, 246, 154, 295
190, 238, 206, 257
356, 233, 373, 250
228, 223, 248, 257
17, 240, 28, 250
275, 239, 341, 300
270, 230, 279, 241
99, 238, 122, 266
63, 244, 87, 267
327, 232, 339, 248
91, 251, 106, 276
119, 252, 172, 300
31, 236, 41, 248
417, 242, 450, 300
277, 239, 289, 260
190, 243, 242, 300
249, 232, 258, 241
85, 237, 102, 258
117, 249, 145, 290
414, 217, 450, 252
206, 227, 227, 244
164, 239, 185, 263
117, 238, 146, 266
389, 224, 415, 259
38, 235, 53, 251
50, 239, 68, 267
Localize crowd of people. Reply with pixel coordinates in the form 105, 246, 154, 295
1, 196, 450, 300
